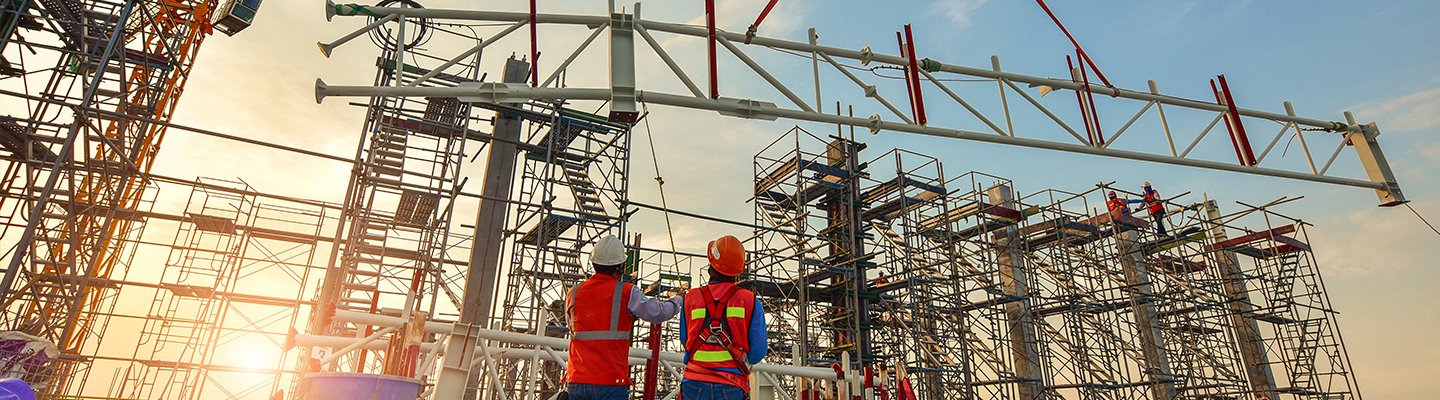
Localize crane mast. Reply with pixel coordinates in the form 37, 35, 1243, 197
0, 0, 259, 397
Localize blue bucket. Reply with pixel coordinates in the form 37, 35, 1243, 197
298, 372, 423, 400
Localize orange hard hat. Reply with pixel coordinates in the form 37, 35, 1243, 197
707, 235, 746, 276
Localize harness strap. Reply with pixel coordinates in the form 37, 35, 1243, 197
687, 285, 749, 374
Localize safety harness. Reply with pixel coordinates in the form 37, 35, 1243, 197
685, 285, 750, 376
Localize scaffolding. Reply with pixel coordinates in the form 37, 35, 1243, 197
746, 129, 1360, 400
0, 2, 1372, 400
306, 31, 477, 381
0, 1, 234, 396
108, 177, 329, 400
490, 98, 633, 400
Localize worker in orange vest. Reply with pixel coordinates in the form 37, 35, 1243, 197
564, 235, 685, 400
1106, 190, 1141, 216
1141, 182, 1168, 236
679, 235, 767, 400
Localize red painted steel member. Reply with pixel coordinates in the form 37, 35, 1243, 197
565, 235, 685, 400
679, 235, 768, 400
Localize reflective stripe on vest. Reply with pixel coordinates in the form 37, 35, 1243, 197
691, 350, 735, 362
571, 280, 632, 341
690, 307, 746, 320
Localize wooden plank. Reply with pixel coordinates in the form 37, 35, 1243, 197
1207, 224, 1296, 251
980, 204, 1022, 221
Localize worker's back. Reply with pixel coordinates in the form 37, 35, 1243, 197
565, 274, 635, 385
682, 281, 758, 389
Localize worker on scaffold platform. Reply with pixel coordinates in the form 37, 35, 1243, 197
1107, 190, 1142, 216
564, 235, 686, 400
679, 235, 768, 400
1140, 182, 1168, 236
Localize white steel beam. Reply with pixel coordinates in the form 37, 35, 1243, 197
609, 11, 639, 122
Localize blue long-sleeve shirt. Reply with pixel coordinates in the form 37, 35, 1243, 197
679, 282, 767, 376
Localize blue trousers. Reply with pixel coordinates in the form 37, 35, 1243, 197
567, 383, 627, 400
680, 380, 747, 400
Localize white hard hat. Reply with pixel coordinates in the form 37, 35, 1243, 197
1143, 181, 1151, 187
590, 235, 628, 268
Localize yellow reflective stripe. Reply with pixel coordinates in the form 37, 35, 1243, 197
692, 350, 734, 362
725, 307, 745, 318
691, 306, 746, 320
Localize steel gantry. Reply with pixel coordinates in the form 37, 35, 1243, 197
312, 1, 1405, 206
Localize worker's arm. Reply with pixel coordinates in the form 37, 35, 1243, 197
627, 286, 684, 324
746, 299, 768, 365
1125, 198, 1144, 204
679, 303, 689, 363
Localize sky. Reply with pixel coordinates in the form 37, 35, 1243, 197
89, 0, 1440, 398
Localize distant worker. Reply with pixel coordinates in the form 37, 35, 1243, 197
1106, 190, 1141, 216
565, 235, 685, 400
1141, 182, 1168, 236
680, 235, 768, 400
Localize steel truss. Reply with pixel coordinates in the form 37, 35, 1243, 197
313, 1, 1405, 206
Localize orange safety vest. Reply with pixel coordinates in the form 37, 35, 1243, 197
682, 282, 756, 390
1144, 191, 1164, 214
1106, 197, 1131, 215
563, 275, 635, 385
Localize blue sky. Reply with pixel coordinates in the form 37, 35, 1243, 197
143, 0, 1440, 397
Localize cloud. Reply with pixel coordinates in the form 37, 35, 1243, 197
1308, 198, 1440, 277
1421, 142, 1440, 169
1352, 85, 1440, 132
932, 0, 990, 29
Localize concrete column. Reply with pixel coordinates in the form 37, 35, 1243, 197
1205, 200, 1277, 398
1114, 229, 1177, 399
459, 56, 530, 400
986, 184, 1043, 400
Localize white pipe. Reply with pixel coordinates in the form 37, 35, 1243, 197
322, 312, 847, 381
296, 333, 437, 353
319, 326, 396, 365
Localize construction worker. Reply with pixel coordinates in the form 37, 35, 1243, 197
1141, 182, 1168, 236
1106, 190, 1141, 216
564, 235, 685, 400
679, 235, 767, 400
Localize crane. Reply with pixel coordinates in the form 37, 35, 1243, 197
0, 0, 261, 397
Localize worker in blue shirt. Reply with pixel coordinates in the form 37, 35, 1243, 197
678, 235, 767, 399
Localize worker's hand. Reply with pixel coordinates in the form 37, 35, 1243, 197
664, 282, 690, 298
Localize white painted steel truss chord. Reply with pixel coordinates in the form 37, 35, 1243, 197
319, 1, 1405, 205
